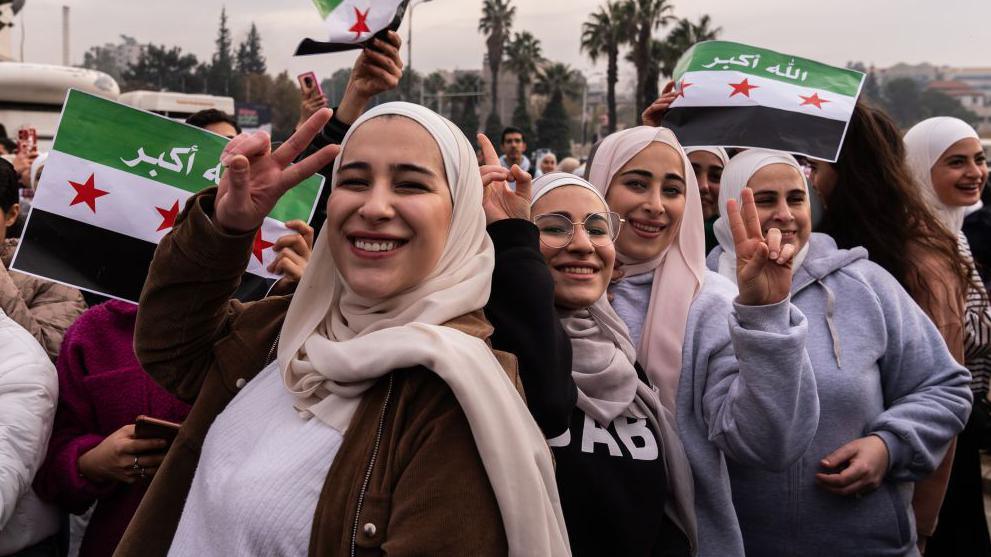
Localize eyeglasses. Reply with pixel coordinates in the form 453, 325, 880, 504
533, 212, 624, 248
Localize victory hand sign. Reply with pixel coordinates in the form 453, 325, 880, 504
726, 188, 795, 305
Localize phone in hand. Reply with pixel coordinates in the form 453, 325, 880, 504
17, 127, 37, 155
134, 415, 181, 449
297, 71, 324, 98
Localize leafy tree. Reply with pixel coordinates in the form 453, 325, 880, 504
82, 46, 122, 81
479, 0, 516, 135
535, 63, 581, 157
448, 73, 484, 147
919, 89, 979, 124
320, 69, 352, 105
863, 71, 882, 104
269, 71, 301, 141
625, 0, 675, 122
504, 31, 543, 142
122, 44, 203, 92
881, 78, 922, 128
236, 23, 266, 75
581, 0, 631, 134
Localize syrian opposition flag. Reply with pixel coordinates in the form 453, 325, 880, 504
661, 41, 866, 161
11, 90, 324, 303
295, 0, 409, 56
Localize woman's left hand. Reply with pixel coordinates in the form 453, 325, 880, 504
267, 220, 314, 282
726, 188, 795, 305
815, 435, 890, 496
476, 133, 532, 225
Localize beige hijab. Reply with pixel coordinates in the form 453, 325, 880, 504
586, 127, 707, 411
278, 102, 569, 555
532, 171, 698, 551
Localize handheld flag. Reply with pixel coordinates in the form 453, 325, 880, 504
661, 41, 865, 161
11, 90, 325, 303
295, 0, 409, 56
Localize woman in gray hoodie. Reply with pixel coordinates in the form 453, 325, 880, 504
586, 127, 820, 557
708, 149, 972, 556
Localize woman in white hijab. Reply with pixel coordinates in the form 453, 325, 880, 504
585, 127, 819, 557
709, 149, 970, 557
128, 104, 569, 556
905, 116, 991, 557
479, 157, 697, 554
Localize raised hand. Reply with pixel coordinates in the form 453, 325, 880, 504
214, 109, 340, 234
267, 219, 314, 282
641, 80, 678, 127
726, 188, 796, 305
477, 133, 532, 225
815, 435, 890, 497
337, 31, 404, 124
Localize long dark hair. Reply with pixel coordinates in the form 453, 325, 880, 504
816, 101, 970, 301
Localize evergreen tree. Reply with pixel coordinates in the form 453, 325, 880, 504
208, 7, 234, 96
236, 23, 267, 75
122, 44, 202, 92
448, 73, 483, 147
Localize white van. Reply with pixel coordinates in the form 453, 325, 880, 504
0, 62, 120, 150
118, 90, 235, 121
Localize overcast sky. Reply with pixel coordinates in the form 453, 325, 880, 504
11, 0, 991, 88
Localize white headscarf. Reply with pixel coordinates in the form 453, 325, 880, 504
278, 102, 569, 555
712, 149, 810, 282
904, 116, 982, 233
684, 146, 729, 168
531, 171, 697, 552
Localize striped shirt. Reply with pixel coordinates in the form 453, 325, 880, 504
959, 233, 991, 396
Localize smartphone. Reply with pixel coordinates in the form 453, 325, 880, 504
17, 127, 37, 155
297, 71, 324, 97
134, 415, 182, 448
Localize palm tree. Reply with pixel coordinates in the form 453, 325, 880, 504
504, 31, 543, 142
478, 0, 516, 136
581, 0, 631, 134
626, 0, 675, 122
660, 15, 722, 78
447, 72, 484, 146
534, 63, 582, 157
423, 71, 448, 113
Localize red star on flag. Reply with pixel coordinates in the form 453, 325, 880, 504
799, 92, 830, 109
729, 78, 759, 98
155, 200, 181, 232
349, 7, 371, 40
252, 230, 274, 263
67, 174, 110, 212
676, 79, 693, 99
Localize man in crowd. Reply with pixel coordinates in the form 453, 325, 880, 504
498, 127, 530, 190
185, 109, 241, 139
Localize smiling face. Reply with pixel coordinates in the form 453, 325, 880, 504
604, 142, 687, 262
533, 186, 615, 309
327, 116, 453, 299
747, 163, 811, 251
931, 137, 988, 207
689, 150, 724, 219
539, 154, 558, 174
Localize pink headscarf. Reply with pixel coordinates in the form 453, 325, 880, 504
587, 126, 706, 410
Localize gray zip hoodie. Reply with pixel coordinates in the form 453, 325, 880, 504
611, 269, 819, 557
707, 233, 973, 556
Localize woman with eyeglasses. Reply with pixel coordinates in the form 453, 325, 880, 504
478, 154, 697, 554
582, 126, 819, 557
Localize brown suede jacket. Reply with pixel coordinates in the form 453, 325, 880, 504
114, 190, 518, 556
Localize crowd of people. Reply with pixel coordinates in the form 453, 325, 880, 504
1, 30, 990, 557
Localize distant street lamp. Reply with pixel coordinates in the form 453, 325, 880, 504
406, 0, 434, 101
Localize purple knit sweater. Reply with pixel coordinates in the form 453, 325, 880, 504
33, 300, 190, 557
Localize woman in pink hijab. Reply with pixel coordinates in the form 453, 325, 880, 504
586, 127, 819, 557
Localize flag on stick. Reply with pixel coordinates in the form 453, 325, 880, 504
11, 90, 324, 302
661, 41, 866, 161
295, 0, 409, 56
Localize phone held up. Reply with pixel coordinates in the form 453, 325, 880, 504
297, 71, 324, 98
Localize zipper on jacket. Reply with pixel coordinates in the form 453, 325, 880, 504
350, 374, 394, 557
265, 334, 280, 366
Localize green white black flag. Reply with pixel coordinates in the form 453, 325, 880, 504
661, 41, 866, 161
296, 0, 409, 56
